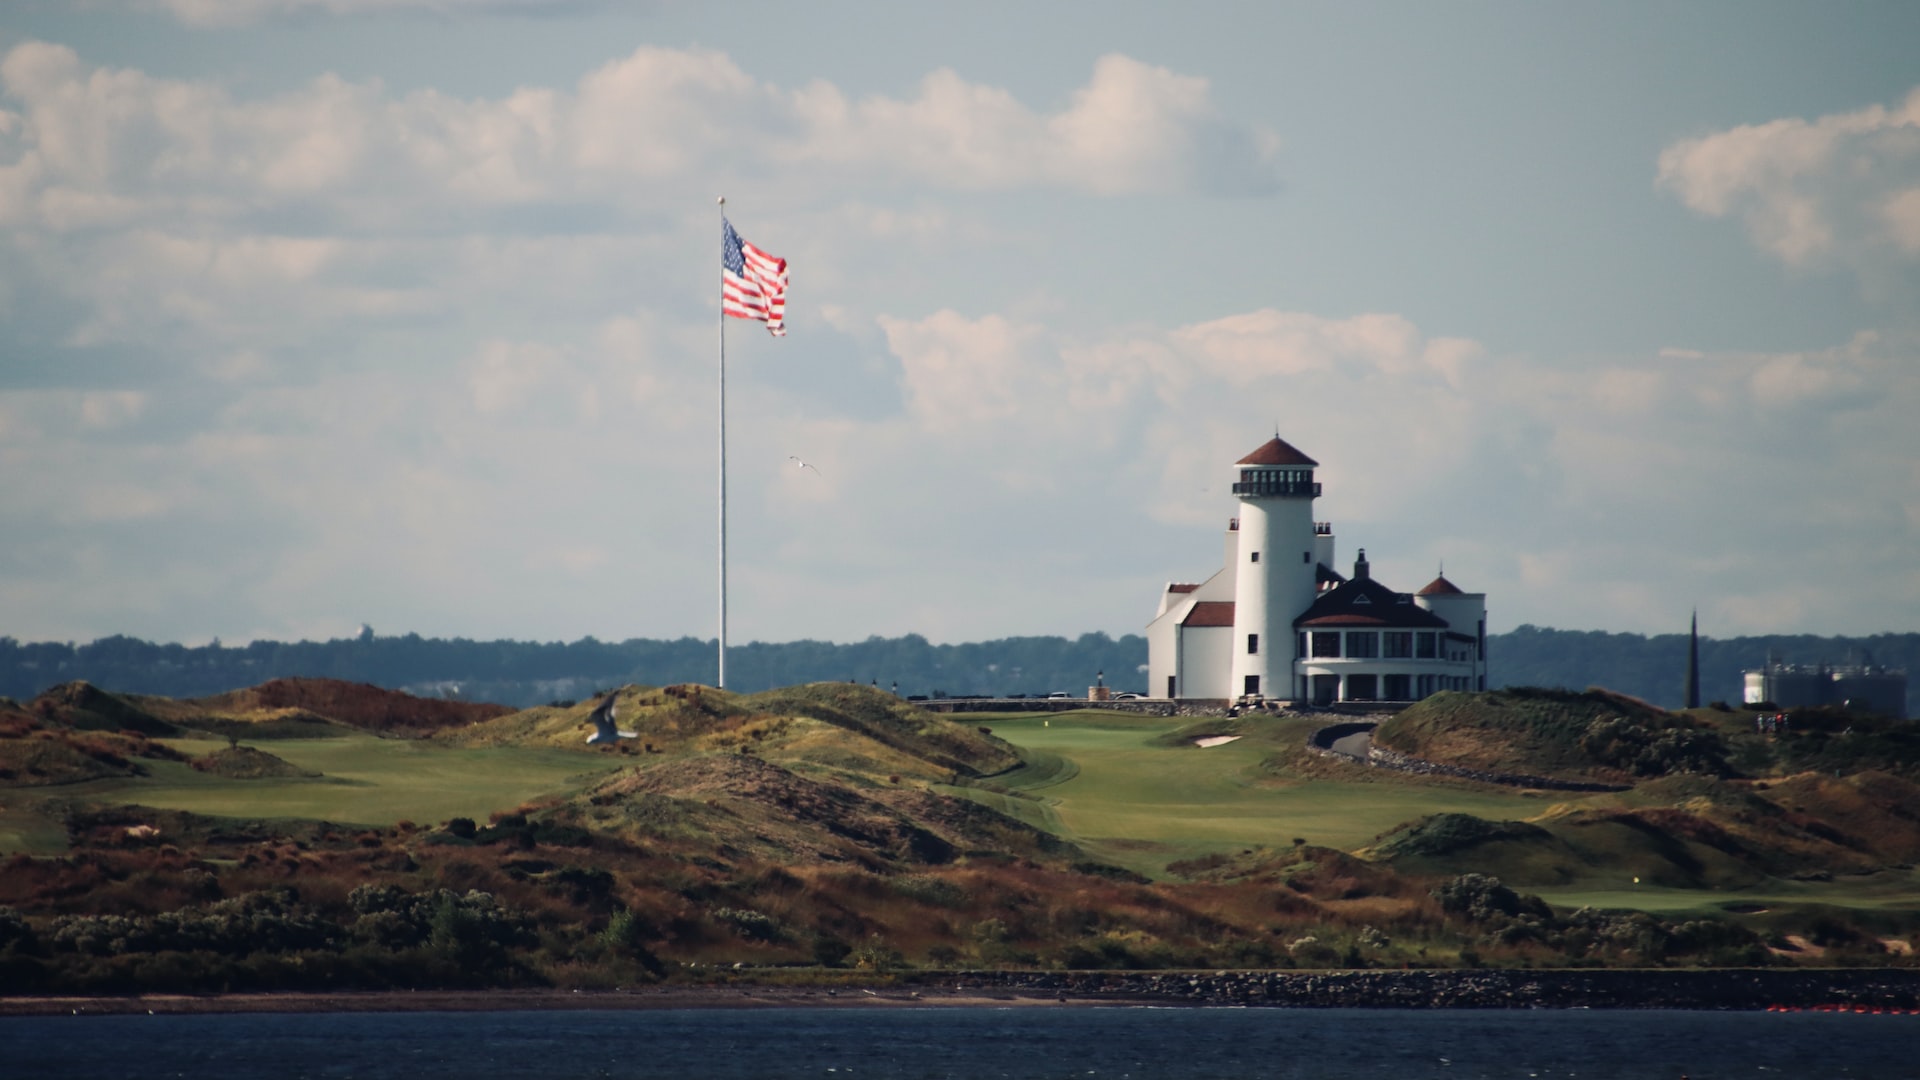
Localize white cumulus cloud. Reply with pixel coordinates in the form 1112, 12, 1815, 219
1657, 87, 1920, 270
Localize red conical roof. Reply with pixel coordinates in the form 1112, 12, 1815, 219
1417, 575, 1465, 596
1237, 436, 1317, 467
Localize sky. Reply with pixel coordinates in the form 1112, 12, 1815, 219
1, 0, 1917, 649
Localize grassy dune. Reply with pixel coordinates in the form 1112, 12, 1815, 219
12, 734, 619, 831
948, 711, 1565, 878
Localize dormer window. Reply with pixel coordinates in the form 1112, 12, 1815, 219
1353, 594, 1372, 605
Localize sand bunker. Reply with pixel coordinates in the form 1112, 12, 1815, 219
1194, 735, 1242, 748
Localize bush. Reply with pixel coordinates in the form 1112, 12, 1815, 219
1430, 874, 1552, 924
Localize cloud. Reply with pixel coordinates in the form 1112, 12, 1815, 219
853, 308, 1919, 639
135, 0, 596, 27
0, 42, 1278, 237
1656, 87, 1920, 270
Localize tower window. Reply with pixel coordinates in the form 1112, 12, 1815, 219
1302, 551, 1310, 563
1250, 551, 1260, 563
1244, 675, 1260, 696
1247, 633, 1258, 655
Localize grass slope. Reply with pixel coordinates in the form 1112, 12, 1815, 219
1374, 687, 1677, 781
4, 681, 1919, 987
945, 711, 1557, 878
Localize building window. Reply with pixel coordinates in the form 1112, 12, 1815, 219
1247, 633, 1258, 655
1244, 675, 1260, 696
1416, 632, 1438, 659
1384, 631, 1413, 658
1167, 675, 1176, 698
1347, 674, 1378, 701
1250, 551, 1260, 563
1383, 673, 1411, 700
1345, 631, 1379, 658
1311, 632, 1341, 658
1297, 632, 1307, 659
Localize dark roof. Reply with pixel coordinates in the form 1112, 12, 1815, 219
1182, 601, 1236, 628
1315, 563, 1347, 587
1294, 575, 1449, 630
1236, 436, 1318, 467
1166, 583, 1199, 594
1417, 575, 1465, 596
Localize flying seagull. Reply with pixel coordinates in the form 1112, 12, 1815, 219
584, 691, 637, 745
788, 456, 820, 475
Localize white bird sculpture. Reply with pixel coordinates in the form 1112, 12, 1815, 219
584, 691, 637, 745
788, 455, 820, 475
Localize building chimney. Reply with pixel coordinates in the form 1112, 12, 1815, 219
1354, 548, 1370, 581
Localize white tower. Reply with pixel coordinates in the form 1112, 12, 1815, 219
1228, 436, 1321, 701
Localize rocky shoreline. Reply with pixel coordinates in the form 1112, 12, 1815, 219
7, 968, 1920, 1016
936, 967, 1920, 1010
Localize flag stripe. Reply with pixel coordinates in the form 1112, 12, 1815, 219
722, 219, 788, 337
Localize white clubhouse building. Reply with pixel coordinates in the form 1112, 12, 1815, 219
1147, 435, 1487, 705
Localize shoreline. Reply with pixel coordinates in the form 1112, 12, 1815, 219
7, 968, 1920, 1017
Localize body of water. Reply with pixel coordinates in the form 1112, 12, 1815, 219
2, 1005, 1913, 1079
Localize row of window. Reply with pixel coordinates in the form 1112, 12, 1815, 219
1231, 671, 1485, 701
1301, 672, 1481, 703
1298, 630, 1454, 660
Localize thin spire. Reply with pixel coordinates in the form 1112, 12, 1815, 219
1684, 608, 1701, 710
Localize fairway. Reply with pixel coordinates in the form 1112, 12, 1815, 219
951, 711, 1574, 878
3, 735, 622, 847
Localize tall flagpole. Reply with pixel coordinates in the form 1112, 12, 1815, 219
716, 195, 728, 690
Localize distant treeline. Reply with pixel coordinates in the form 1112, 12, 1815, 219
0, 631, 1145, 709
1, 627, 1914, 714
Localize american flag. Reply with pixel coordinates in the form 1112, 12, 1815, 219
721, 218, 787, 336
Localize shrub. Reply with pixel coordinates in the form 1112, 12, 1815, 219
891, 875, 968, 909
1429, 874, 1552, 924
711, 906, 782, 941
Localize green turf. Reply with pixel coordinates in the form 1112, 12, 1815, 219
946, 712, 1578, 878
1, 735, 621, 847
1536, 867, 1920, 914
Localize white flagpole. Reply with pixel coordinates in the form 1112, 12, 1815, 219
716, 195, 728, 690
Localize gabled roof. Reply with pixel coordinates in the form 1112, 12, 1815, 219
1182, 601, 1236, 628
1236, 436, 1318, 467
1295, 575, 1449, 629
1417, 575, 1465, 596
1166, 583, 1199, 594
1315, 563, 1347, 587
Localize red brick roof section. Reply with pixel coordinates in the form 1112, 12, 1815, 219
1299, 614, 1393, 626
1236, 436, 1319, 467
1167, 583, 1199, 594
1181, 601, 1236, 627
1417, 575, 1465, 596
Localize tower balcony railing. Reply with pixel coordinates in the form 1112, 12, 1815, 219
1231, 478, 1321, 497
